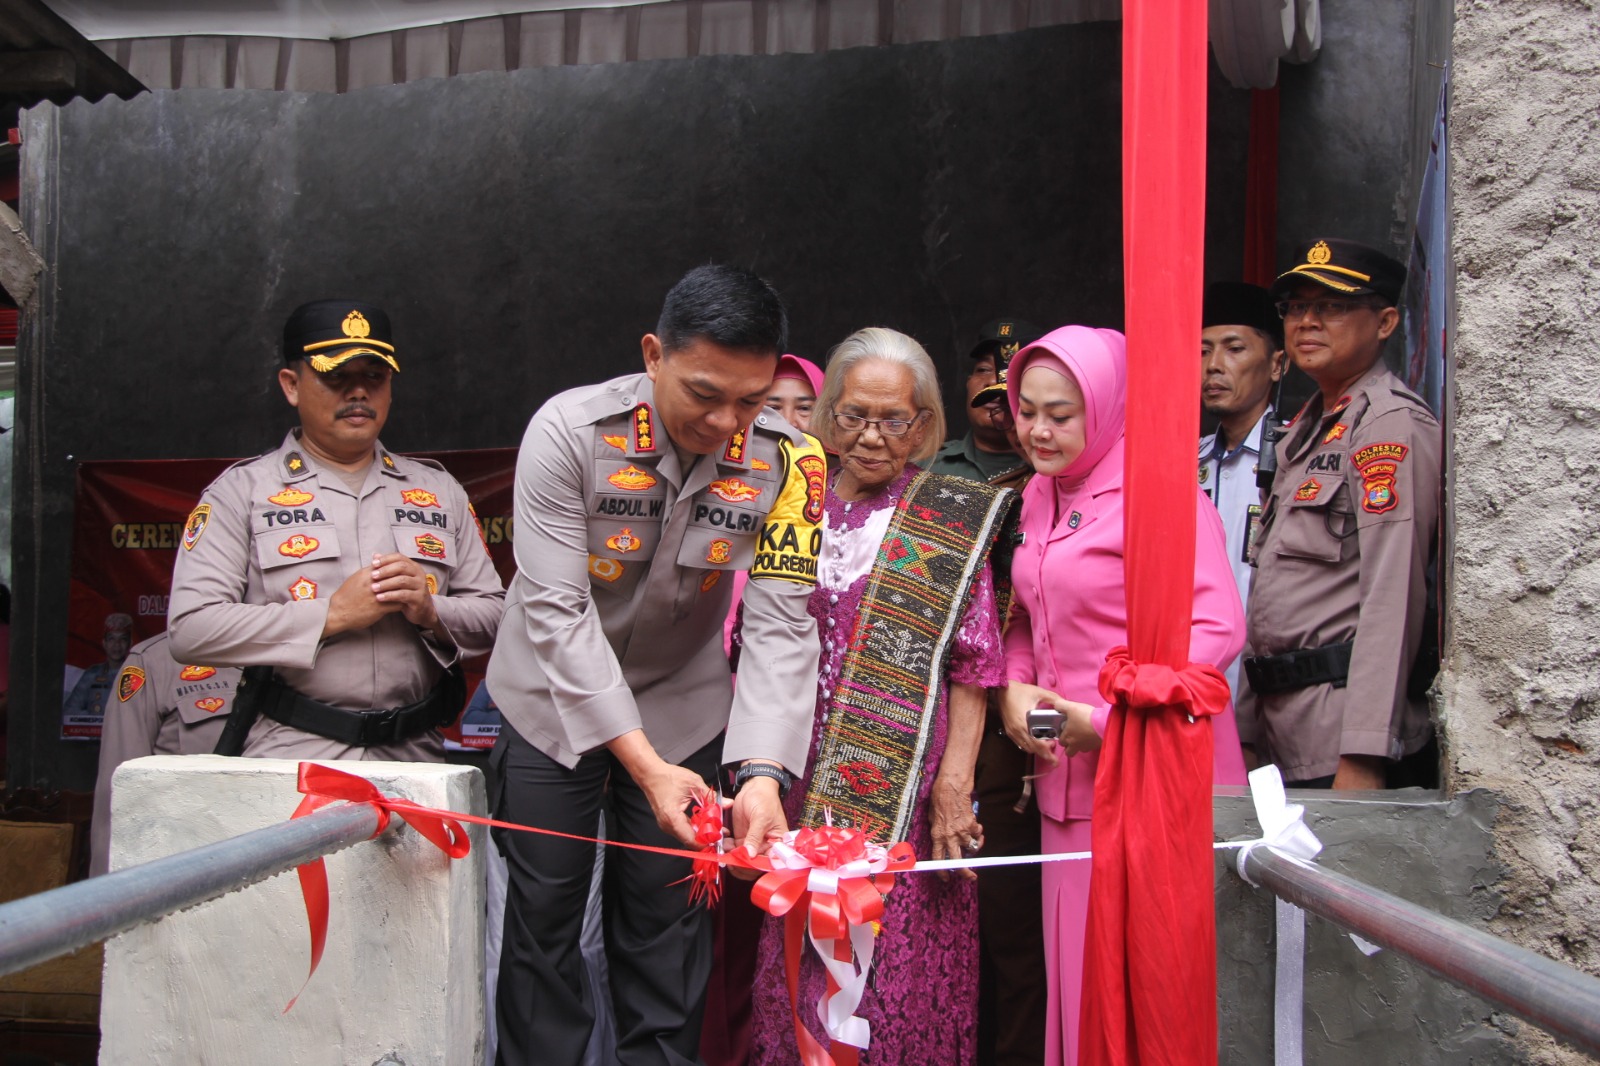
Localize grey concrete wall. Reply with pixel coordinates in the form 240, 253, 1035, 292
1213, 788, 1518, 1065
1445, 1, 1600, 1064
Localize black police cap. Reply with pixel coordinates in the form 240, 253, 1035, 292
283, 299, 400, 372
969, 318, 1045, 365
1270, 239, 1406, 306
1202, 282, 1283, 348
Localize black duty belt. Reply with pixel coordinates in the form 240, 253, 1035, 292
256, 666, 466, 747
1243, 641, 1353, 695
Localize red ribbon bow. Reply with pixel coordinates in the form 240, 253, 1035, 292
748, 824, 916, 1066
284, 763, 471, 1011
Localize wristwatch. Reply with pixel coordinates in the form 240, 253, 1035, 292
733, 761, 794, 799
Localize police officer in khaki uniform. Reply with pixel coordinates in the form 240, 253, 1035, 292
486, 265, 825, 1065
89, 632, 242, 875
1244, 239, 1440, 789
167, 300, 505, 760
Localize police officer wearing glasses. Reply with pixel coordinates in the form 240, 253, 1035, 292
1242, 239, 1440, 789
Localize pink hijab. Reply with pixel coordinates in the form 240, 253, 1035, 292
774, 353, 824, 398
1006, 325, 1128, 487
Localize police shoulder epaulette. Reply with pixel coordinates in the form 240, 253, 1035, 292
568, 376, 648, 428
397, 454, 447, 473
747, 410, 805, 443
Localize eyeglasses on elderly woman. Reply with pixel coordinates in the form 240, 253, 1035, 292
832, 411, 926, 438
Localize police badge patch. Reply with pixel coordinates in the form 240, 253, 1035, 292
182, 504, 212, 551
117, 665, 146, 703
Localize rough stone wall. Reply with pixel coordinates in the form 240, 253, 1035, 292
1446, 1, 1600, 1062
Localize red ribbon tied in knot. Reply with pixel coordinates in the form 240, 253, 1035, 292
749, 818, 916, 1066
677, 795, 725, 907
1097, 645, 1231, 718
284, 763, 472, 1011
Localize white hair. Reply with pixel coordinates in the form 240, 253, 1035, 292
813, 327, 946, 465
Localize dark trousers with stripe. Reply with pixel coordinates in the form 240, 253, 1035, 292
491, 726, 719, 1066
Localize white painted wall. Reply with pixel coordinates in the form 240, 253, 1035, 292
100, 755, 486, 1066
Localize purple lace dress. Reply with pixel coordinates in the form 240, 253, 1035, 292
749, 466, 1006, 1065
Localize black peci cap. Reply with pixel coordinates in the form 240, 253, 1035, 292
969, 318, 1045, 365
1203, 282, 1282, 348
1270, 239, 1406, 306
283, 299, 400, 372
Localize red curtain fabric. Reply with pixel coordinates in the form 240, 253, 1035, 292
1242, 85, 1281, 288
1078, 3, 1220, 1064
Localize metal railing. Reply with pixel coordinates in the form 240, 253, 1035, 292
0, 802, 384, 978
1238, 844, 1600, 1059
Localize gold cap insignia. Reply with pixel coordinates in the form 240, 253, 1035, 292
999, 323, 1013, 336
1307, 241, 1332, 266
343, 311, 371, 340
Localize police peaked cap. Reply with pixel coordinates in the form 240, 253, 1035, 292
1271, 239, 1407, 306
1202, 282, 1283, 348
969, 318, 1046, 363
283, 299, 400, 372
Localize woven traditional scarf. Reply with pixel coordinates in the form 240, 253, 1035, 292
799, 471, 1018, 843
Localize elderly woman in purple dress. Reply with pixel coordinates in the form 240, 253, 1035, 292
749, 327, 1019, 1065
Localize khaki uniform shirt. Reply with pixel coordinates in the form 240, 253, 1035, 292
168, 431, 505, 760
90, 632, 242, 875
1245, 365, 1439, 781
487, 372, 825, 774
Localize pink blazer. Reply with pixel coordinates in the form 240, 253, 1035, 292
1004, 447, 1248, 822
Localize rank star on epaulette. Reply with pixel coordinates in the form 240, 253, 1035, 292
722, 430, 746, 463
381, 453, 397, 471
632, 403, 656, 453
285, 452, 305, 474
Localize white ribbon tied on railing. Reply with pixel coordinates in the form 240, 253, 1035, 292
1234, 765, 1324, 1066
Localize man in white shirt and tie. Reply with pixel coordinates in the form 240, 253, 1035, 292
1197, 282, 1285, 759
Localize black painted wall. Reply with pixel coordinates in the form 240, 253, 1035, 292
11, 21, 1253, 788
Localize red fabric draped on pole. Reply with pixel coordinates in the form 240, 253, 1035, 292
1078, 2, 1220, 1064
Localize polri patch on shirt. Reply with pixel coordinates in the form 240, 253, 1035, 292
1306, 452, 1343, 473
268, 487, 315, 507
117, 665, 146, 702
608, 465, 658, 492
1360, 460, 1401, 514
182, 504, 211, 551
606, 528, 643, 553
401, 488, 440, 508
415, 533, 447, 559
1352, 442, 1408, 468
278, 533, 320, 558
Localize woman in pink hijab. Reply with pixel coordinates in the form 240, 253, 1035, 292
999, 325, 1247, 1065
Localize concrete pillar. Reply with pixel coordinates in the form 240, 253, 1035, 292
1448, 2, 1600, 1062
100, 755, 486, 1066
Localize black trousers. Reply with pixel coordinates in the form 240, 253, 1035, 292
491, 726, 720, 1066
